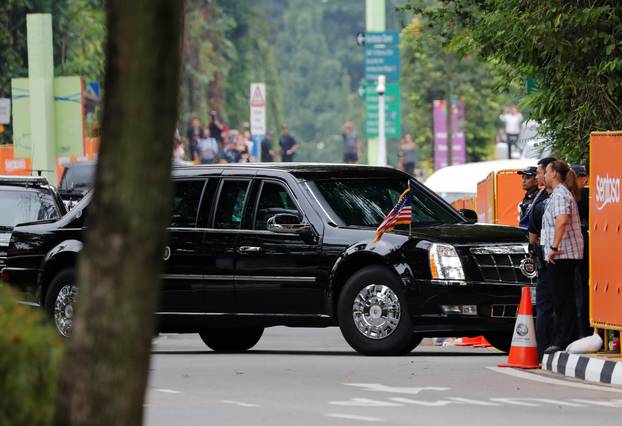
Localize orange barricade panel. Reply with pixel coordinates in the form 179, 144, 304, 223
495, 170, 524, 227
590, 132, 622, 331
0, 145, 32, 176
476, 172, 494, 224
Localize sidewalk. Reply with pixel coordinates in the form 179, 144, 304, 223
542, 351, 622, 386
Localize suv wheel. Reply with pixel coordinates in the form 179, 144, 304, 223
338, 265, 413, 356
199, 327, 264, 352
44, 269, 78, 338
484, 332, 512, 353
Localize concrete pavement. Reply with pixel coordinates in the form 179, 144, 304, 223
145, 327, 621, 425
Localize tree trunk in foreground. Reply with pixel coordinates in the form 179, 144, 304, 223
54, 1, 184, 425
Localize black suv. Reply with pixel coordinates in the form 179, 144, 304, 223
0, 175, 66, 271
58, 161, 96, 209
2, 164, 534, 355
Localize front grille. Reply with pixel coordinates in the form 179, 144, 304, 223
469, 245, 536, 285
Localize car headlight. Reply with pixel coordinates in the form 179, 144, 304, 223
428, 243, 465, 280
0, 233, 10, 247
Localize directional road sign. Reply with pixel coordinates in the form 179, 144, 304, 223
364, 82, 400, 138
364, 31, 400, 82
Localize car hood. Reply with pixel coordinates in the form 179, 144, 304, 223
395, 223, 527, 246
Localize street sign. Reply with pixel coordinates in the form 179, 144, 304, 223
364, 31, 400, 82
0, 98, 10, 124
249, 83, 266, 136
364, 83, 400, 138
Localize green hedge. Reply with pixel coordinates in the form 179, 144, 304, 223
0, 285, 64, 426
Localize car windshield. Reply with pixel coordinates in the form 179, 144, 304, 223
313, 178, 462, 227
0, 188, 62, 227
61, 164, 96, 192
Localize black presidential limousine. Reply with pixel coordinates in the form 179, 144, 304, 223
2, 164, 535, 355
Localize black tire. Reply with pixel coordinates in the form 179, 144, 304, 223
400, 334, 424, 354
484, 332, 512, 353
199, 327, 264, 352
43, 268, 77, 338
338, 265, 414, 356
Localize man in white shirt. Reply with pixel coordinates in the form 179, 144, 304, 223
499, 106, 524, 159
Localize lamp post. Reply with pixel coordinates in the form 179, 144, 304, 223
376, 75, 386, 166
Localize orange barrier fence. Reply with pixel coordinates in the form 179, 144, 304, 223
590, 132, 622, 332
451, 196, 477, 212
0, 138, 99, 184
476, 169, 525, 226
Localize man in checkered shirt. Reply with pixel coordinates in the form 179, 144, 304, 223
541, 160, 583, 354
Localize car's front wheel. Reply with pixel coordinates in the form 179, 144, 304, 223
44, 268, 78, 338
199, 327, 264, 352
338, 265, 414, 356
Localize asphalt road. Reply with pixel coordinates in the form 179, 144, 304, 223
145, 328, 622, 426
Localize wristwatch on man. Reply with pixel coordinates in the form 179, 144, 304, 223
550, 245, 559, 252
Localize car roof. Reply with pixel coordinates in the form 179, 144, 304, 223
0, 175, 51, 186
171, 163, 408, 180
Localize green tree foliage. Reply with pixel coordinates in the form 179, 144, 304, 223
400, 13, 515, 169
0, 286, 64, 426
404, 0, 622, 162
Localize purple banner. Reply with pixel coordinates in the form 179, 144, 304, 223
433, 99, 466, 170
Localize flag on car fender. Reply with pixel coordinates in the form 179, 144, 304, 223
374, 187, 412, 242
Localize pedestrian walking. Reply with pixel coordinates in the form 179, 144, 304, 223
279, 124, 299, 162
527, 157, 556, 358
499, 106, 523, 159
517, 166, 539, 229
342, 121, 361, 164
541, 160, 583, 354
186, 117, 203, 163
197, 126, 219, 164
261, 131, 275, 162
572, 164, 591, 337
399, 133, 417, 175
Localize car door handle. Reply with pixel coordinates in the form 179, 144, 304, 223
237, 246, 262, 254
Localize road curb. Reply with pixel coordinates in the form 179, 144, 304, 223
542, 352, 622, 386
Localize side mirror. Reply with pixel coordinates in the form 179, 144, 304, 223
267, 214, 311, 235
459, 209, 478, 223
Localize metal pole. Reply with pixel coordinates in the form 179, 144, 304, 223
366, 0, 386, 165
377, 75, 386, 166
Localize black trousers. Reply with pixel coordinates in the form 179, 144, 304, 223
547, 259, 580, 348
575, 239, 591, 337
535, 264, 554, 357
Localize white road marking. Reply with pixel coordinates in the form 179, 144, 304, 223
570, 399, 622, 407
487, 366, 622, 394
448, 397, 500, 406
325, 414, 382, 422
221, 400, 260, 408
154, 388, 183, 394
329, 398, 403, 407
526, 398, 585, 407
389, 397, 453, 407
345, 383, 450, 395
489, 398, 540, 407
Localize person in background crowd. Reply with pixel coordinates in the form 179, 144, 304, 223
499, 106, 523, 159
198, 126, 219, 164
242, 130, 254, 162
528, 156, 556, 358
186, 117, 203, 163
399, 133, 417, 175
542, 160, 583, 354
341, 121, 361, 164
237, 131, 251, 163
279, 124, 299, 162
261, 131, 275, 162
173, 132, 186, 161
208, 111, 224, 145
517, 166, 539, 229
223, 130, 241, 163
572, 164, 591, 337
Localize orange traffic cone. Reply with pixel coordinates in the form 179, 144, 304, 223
498, 286, 540, 369
456, 336, 480, 347
474, 337, 492, 348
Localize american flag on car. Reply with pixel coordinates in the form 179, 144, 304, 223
374, 187, 412, 242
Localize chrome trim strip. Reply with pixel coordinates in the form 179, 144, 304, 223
17, 301, 40, 307
161, 274, 203, 280
167, 227, 299, 236
235, 275, 316, 283
155, 312, 330, 318
469, 244, 528, 255
304, 182, 338, 225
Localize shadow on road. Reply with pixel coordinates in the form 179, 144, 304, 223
151, 349, 503, 357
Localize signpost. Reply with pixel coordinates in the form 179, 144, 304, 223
364, 82, 400, 138
250, 83, 266, 161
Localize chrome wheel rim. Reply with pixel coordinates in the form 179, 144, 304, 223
352, 284, 401, 340
54, 284, 78, 337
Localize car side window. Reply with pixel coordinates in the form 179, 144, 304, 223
214, 181, 250, 229
254, 181, 300, 230
170, 180, 205, 227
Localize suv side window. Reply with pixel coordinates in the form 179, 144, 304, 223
214, 180, 250, 229
254, 181, 300, 230
170, 180, 205, 227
